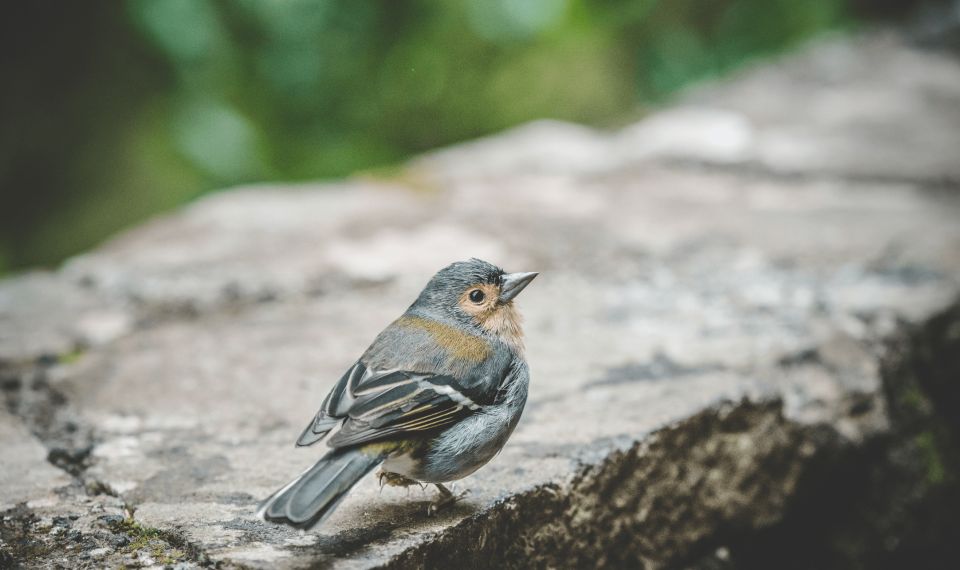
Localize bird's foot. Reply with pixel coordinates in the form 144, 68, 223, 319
426, 483, 469, 516
377, 470, 422, 489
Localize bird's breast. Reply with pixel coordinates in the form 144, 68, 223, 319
395, 315, 491, 362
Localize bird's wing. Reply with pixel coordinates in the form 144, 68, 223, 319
295, 361, 484, 448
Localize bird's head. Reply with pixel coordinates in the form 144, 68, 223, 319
411, 258, 538, 341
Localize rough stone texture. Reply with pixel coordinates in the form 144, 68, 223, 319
2, 30, 960, 568
0, 272, 132, 365
0, 407, 71, 511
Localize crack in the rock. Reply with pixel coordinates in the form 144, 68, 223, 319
0, 357, 221, 568
0, 359, 96, 482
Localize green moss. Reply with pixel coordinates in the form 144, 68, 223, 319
57, 348, 86, 365
898, 384, 930, 415
159, 548, 185, 565
915, 431, 947, 485
121, 519, 160, 551
113, 517, 185, 564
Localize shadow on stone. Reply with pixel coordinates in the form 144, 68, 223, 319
691, 300, 960, 570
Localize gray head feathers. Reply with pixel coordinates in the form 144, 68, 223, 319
409, 258, 504, 323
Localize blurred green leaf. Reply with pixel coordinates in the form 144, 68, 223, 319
467, 0, 571, 42
172, 98, 269, 182
128, 0, 228, 65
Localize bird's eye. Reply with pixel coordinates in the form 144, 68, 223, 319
469, 289, 485, 303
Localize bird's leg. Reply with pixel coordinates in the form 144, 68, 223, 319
426, 483, 470, 516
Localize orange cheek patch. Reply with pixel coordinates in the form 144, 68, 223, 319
457, 283, 525, 352
457, 283, 500, 316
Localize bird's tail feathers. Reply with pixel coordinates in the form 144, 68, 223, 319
257, 447, 386, 529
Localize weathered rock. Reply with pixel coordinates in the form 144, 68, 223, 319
1, 30, 960, 569
678, 31, 960, 183
0, 272, 132, 366
0, 407, 71, 511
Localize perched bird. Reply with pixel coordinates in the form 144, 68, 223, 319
257, 258, 538, 529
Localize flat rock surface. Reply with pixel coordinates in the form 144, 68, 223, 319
2, 31, 959, 568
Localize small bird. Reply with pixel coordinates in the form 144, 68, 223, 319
257, 258, 538, 529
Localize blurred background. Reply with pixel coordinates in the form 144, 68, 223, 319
3, 3, 960, 568
0, 0, 947, 275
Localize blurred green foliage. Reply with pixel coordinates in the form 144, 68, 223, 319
0, 0, 851, 274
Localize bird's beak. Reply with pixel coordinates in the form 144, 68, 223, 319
499, 271, 538, 303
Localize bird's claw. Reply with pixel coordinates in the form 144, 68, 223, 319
377, 470, 420, 489
426, 483, 470, 516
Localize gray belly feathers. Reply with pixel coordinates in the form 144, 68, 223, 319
382, 400, 523, 483
383, 362, 529, 483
